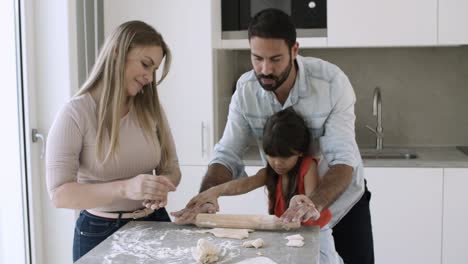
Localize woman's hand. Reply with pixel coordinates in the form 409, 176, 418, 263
142, 199, 167, 210
280, 194, 320, 223
170, 188, 220, 224
122, 174, 176, 201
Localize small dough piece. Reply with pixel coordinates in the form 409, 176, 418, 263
242, 238, 264, 248
234, 256, 278, 264
286, 239, 305, 247
285, 233, 305, 247
197, 228, 252, 239
285, 234, 304, 240
192, 238, 220, 264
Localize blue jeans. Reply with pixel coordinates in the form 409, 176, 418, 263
72, 208, 171, 262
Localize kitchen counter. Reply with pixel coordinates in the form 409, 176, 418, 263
243, 146, 468, 168
75, 221, 320, 264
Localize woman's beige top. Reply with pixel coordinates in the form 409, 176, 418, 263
46, 93, 178, 212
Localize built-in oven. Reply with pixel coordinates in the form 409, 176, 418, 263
221, 0, 327, 39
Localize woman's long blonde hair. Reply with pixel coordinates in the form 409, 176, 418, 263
76, 20, 174, 173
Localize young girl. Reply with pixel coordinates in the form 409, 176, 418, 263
182, 107, 331, 228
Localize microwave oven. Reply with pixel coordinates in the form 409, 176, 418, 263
221, 0, 327, 39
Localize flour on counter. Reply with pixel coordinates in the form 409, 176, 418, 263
234, 256, 278, 264
101, 225, 241, 264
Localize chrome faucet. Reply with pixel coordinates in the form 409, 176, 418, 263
366, 87, 384, 151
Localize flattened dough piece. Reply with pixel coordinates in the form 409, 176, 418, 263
285, 233, 305, 247
192, 238, 220, 264
234, 256, 278, 264
197, 228, 252, 240
285, 234, 304, 240
286, 239, 305, 247
242, 238, 264, 248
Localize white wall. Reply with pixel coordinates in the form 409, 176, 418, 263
0, 0, 27, 263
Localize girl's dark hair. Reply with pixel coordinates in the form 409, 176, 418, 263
263, 107, 310, 214
248, 8, 297, 49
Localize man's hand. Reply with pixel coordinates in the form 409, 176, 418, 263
280, 195, 320, 224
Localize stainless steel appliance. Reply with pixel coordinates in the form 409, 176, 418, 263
221, 0, 327, 39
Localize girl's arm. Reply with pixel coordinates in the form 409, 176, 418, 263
184, 168, 268, 210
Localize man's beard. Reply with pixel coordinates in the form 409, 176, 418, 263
256, 58, 293, 92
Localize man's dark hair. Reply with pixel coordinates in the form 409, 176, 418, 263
248, 8, 297, 49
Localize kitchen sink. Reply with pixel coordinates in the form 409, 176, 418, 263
360, 148, 418, 160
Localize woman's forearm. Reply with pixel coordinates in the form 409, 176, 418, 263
165, 166, 181, 187
51, 181, 126, 210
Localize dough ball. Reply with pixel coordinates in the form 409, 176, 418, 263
192, 238, 220, 264
242, 238, 264, 248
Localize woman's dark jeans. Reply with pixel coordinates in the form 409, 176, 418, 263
72, 208, 171, 262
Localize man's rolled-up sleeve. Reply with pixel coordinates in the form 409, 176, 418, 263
210, 89, 252, 179
319, 71, 360, 170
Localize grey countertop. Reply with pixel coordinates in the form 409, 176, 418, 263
75, 221, 320, 264
243, 146, 468, 168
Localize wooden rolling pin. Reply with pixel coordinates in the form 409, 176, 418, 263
194, 213, 300, 230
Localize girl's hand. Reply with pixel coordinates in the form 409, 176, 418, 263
123, 174, 176, 201
171, 202, 217, 225
170, 188, 220, 224
280, 194, 320, 223
187, 188, 220, 210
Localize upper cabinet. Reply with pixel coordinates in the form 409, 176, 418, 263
328, 0, 438, 47
104, 0, 214, 165
215, 0, 468, 48
438, 0, 468, 45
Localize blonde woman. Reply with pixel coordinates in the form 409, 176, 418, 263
45, 21, 181, 261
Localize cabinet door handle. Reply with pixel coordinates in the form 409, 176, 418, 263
32, 128, 46, 159
201, 122, 206, 158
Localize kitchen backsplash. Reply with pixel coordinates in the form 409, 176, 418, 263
222, 46, 468, 147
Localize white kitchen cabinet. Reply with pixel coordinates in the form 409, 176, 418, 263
365, 168, 443, 264
166, 166, 206, 218
328, 0, 438, 47
442, 168, 468, 264
438, 0, 468, 45
218, 166, 268, 215
104, 0, 214, 166
166, 166, 268, 219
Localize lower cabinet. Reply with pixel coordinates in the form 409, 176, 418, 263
442, 168, 468, 264
365, 168, 443, 264
166, 166, 267, 219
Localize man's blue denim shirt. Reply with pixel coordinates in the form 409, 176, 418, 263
210, 55, 365, 227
